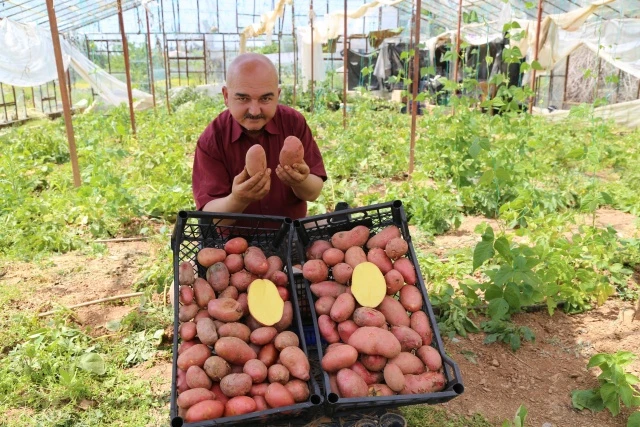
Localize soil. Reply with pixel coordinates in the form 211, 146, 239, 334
1, 209, 638, 426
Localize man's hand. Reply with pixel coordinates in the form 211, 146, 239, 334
231, 167, 272, 205
275, 162, 310, 187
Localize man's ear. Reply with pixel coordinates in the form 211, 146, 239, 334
222, 86, 229, 106
277, 87, 282, 100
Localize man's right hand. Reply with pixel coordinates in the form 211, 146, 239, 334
230, 168, 272, 205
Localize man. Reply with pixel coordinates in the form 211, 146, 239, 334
192, 53, 326, 220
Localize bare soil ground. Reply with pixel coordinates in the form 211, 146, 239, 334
2, 209, 638, 426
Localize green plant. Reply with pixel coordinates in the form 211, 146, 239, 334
502, 405, 528, 427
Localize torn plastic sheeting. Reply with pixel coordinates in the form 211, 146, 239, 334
533, 99, 640, 129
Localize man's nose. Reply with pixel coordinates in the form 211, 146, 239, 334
248, 100, 261, 115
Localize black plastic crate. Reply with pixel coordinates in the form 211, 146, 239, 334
293, 200, 464, 416
170, 211, 323, 427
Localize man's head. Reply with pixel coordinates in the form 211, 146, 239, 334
222, 53, 280, 135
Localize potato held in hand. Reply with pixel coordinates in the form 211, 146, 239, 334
245, 144, 267, 177
279, 135, 304, 166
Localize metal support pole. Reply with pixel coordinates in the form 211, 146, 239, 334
145, 8, 157, 109
409, 0, 421, 176
117, 0, 137, 136
292, 2, 297, 107
46, 0, 81, 187
562, 55, 570, 108
343, 0, 348, 128
528, 0, 544, 114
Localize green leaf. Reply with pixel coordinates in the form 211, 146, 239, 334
509, 333, 521, 351
473, 241, 495, 271
628, 411, 640, 427
601, 383, 621, 416
619, 384, 636, 407
484, 333, 499, 344
105, 320, 122, 332
485, 283, 504, 301
531, 60, 544, 71
469, 141, 482, 158
78, 352, 106, 375
504, 283, 521, 310
514, 404, 528, 427
488, 298, 510, 320
478, 169, 495, 186
494, 237, 512, 261
572, 389, 604, 412
588, 354, 608, 369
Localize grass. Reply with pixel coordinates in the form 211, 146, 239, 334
402, 405, 493, 426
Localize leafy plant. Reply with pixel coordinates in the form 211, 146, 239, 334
502, 404, 528, 427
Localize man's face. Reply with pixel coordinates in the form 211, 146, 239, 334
222, 70, 281, 133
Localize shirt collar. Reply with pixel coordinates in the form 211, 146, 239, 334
230, 106, 281, 143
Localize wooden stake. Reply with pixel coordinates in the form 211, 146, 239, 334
343, 0, 348, 128
145, 7, 157, 110
38, 292, 144, 317
409, 0, 422, 176
310, 0, 315, 113
117, 0, 137, 136
528, 0, 544, 114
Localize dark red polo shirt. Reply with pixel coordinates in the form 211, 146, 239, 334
192, 104, 327, 220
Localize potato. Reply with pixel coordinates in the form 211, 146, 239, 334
258, 343, 278, 367
187, 365, 213, 389
310, 281, 347, 298
350, 361, 383, 385
194, 309, 211, 323
268, 363, 290, 384
264, 255, 284, 280
243, 359, 268, 384
331, 225, 370, 251
318, 314, 340, 344
360, 354, 387, 372
368, 383, 395, 396
179, 303, 200, 322
321, 344, 358, 373
352, 307, 386, 328
367, 248, 393, 274
179, 261, 195, 286
336, 368, 369, 398
244, 246, 269, 276
211, 383, 229, 405
322, 248, 345, 266
306, 240, 332, 260
208, 298, 244, 322
245, 144, 267, 177
385, 237, 409, 260
314, 296, 335, 316
224, 254, 244, 274
400, 371, 446, 394
250, 383, 269, 397
197, 247, 227, 268
337, 320, 359, 343
218, 285, 239, 300
237, 292, 249, 316
366, 225, 401, 250
177, 387, 217, 409
254, 395, 268, 411
224, 237, 249, 255
224, 395, 257, 417
384, 269, 405, 295
279, 346, 310, 381
399, 285, 423, 312
220, 373, 253, 397
285, 379, 310, 402
302, 259, 329, 283
177, 343, 211, 370
347, 327, 401, 359
203, 356, 231, 381
331, 263, 353, 285
383, 363, 405, 392
344, 246, 367, 269
179, 322, 197, 341
377, 296, 411, 327
184, 400, 225, 422
274, 331, 299, 351
280, 135, 304, 166
272, 272, 289, 288
265, 382, 295, 408
179, 285, 194, 305
177, 368, 188, 393
214, 337, 257, 365
230, 364, 244, 374
390, 325, 423, 351
389, 352, 426, 375
178, 339, 200, 356
330, 293, 356, 323
196, 318, 219, 346
194, 278, 216, 308
271, 300, 292, 332
206, 262, 230, 293
393, 257, 417, 285
417, 345, 443, 371
217, 322, 251, 342
250, 326, 278, 346
231, 269, 258, 292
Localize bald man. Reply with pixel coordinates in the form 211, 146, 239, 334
192, 53, 327, 220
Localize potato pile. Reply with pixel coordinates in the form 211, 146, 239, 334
302, 224, 446, 398
176, 237, 312, 423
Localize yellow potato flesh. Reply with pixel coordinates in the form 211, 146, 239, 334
351, 262, 386, 308
247, 279, 284, 326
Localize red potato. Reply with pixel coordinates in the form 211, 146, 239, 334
410, 311, 433, 346
187, 365, 213, 389
203, 356, 231, 381
179, 261, 195, 286
400, 371, 446, 395
264, 255, 284, 281
217, 322, 251, 342
352, 307, 386, 328
390, 326, 423, 352
384, 269, 405, 295
310, 281, 347, 298
245, 144, 267, 177
258, 343, 279, 367
336, 368, 369, 398
179, 303, 200, 322
196, 318, 219, 346
366, 225, 401, 250
220, 373, 253, 397
224, 396, 257, 417
302, 259, 329, 283
367, 248, 393, 275
197, 247, 227, 268
250, 383, 269, 397
177, 368, 189, 393
350, 361, 383, 385
218, 285, 239, 300
322, 248, 345, 266
393, 257, 417, 285
306, 240, 332, 260
385, 237, 409, 260
368, 384, 395, 396
417, 345, 443, 371
383, 363, 405, 392
243, 359, 268, 384
214, 337, 257, 365
268, 363, 291, 385
230, 364, 244, 374
273, 301, 293, 331
318, 314, 340, 343
194, 277, 216, 308
206, 262, 230, 293
265, 383, 295, 408
285, 379, 311, 402
224, 253, 244, 274
250, 326, 278, 346
272, 272, 289, 288
184, 400, 225, 422
194, 309, 211, 323
210, 383, 230, 405
347, 327, 402, 359
314, 296, 336, 316
237, 292, 249, 316
230, 270, 257, 293
178, 344, 212, 371
245, 315, 263, 331
254, 395, 268, 411
337, 320, 359, 343
224, 237, 249, 255
399, 285, 423, 312
389, 352, 426, 375
329, 374, 339, 394
279, 135, 304, 166
321, 344, 359, 373
344, 246, 367, 269
177, 387, 217, 409
179, 322, 197, 341
274, 331, 299, 351
332, 263, 354, 285
360, 354, 387, 372
244, 246, 269, 276
331, 225, 370, 251
330, 293, 356, 323
377, 296, 411, 327
279, 346, 311, 381
207, 298, 244, 322
178, 339, 200, 356
179, 285, 194, 305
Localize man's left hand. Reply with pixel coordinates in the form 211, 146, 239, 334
275, 162, 310, 187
